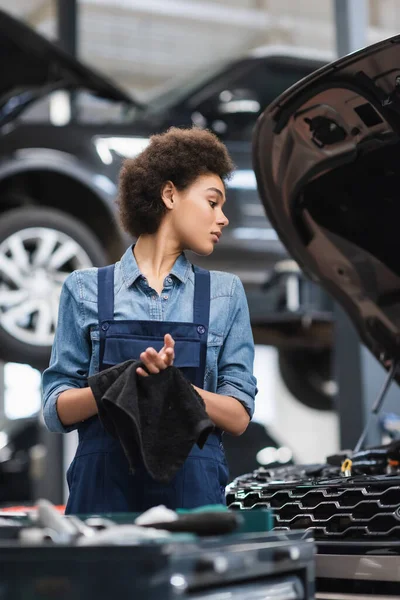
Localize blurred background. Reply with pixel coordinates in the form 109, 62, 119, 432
4, 0, 399, 100
0, 0, 399, 506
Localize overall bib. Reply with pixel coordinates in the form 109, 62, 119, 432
65, 264, 229, 514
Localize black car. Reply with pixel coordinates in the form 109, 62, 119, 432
228, 32, 400, 598
0, 9, 332, 374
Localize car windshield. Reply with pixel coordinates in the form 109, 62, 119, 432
144, 58, 231, 114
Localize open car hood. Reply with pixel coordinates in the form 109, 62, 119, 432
253, 36, 400, 368
0, 8, 136, 105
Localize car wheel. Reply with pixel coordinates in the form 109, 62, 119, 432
278, 347, 337, 411
0, 207, 107, 370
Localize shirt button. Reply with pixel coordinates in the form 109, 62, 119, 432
166, 277, 173, 284
152, 295, 157, 301
197, 325, 206, 334
162, 294, 169, 300
101, 322, 109, 331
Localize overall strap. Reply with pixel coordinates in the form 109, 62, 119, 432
97, 265, 115, 323
193, 265, 210, 329
193, 265, 210, 389
98, 265, 115, 370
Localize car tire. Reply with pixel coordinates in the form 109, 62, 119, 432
0, 206, 108, 370
278, 347, 336, 411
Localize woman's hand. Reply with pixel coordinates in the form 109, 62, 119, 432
136, 334, 175, 377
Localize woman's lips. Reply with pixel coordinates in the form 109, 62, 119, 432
211, 233, 220, 243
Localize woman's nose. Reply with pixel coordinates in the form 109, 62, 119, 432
217, 210, 229, 228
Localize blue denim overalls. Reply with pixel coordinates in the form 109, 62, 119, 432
65, 264, 229, 514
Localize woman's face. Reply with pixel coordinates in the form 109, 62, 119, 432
169, 173, 229, 256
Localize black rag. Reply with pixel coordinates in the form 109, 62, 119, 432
88, 360, 214, 483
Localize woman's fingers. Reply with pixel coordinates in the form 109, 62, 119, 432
136, 366, 148, 377
163, 347, 174, 367
164, 333, 175, 350
137, 337, 176, 377
156, 335, 175, 366
163, 334, 175, 365
140, 347, 167, 374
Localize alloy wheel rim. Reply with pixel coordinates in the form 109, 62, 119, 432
0, 227, 94, 347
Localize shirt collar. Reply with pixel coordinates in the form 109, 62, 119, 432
170, 252, 191, 283
120, 245, 142, 287
120, 245, 192, 287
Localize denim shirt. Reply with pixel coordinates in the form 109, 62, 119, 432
42, 245, 258, 434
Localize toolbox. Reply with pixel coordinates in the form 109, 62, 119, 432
0, 505, 315, 599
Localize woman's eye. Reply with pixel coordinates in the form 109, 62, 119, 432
209, 201, 217, 208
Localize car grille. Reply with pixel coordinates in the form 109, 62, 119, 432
226, 466, 400, 541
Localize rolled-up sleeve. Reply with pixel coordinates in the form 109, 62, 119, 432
42, 273, 91, 433
216, 275, 258, 417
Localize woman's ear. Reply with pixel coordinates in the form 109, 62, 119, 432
161, 181, 175, 210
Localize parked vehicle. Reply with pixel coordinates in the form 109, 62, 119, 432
0, 10, 334, 409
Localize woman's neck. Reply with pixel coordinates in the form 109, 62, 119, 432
133, 233, 182, 294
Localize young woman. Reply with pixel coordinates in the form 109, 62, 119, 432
42, 127, 257, 514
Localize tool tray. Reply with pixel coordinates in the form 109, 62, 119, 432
0, 510, 314, 599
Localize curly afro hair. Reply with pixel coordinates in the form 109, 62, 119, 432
117, 127, 235, 237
